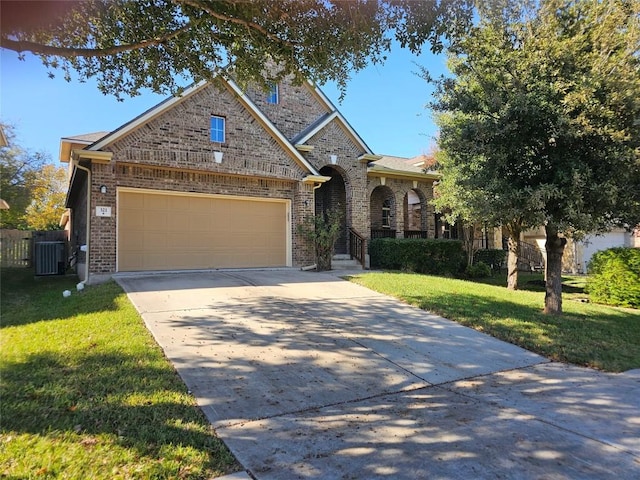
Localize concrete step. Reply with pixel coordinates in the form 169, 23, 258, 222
331, 256, 363, 270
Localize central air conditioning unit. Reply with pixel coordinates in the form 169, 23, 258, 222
35, 241, 66, 276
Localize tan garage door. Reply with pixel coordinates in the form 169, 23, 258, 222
118, 190, 288, 271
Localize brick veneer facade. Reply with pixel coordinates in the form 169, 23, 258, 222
69, 78, 437, 281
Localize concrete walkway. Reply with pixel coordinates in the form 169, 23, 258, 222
116, 269, 640, 479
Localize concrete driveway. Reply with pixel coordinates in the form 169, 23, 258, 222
116, 269, 640, 479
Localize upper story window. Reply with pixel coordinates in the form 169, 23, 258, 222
266, 83, 279, 104
210, 115, 225, 143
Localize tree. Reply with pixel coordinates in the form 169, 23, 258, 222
24, 164, 67, 231
1, 0, 474, 100
297, 207, 344, 272
430, 0, 640, 314
0, 123, 50, 230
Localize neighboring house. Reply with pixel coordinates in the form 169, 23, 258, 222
522, 226, 640, 274
564, 228, 640, 274
60, 77, 439, 283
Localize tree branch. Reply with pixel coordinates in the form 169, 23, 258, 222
1, 22, 193, 58
173, 0, 298, 48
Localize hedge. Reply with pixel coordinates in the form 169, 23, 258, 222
474, 249, 507, 272
369, 238, 466, 276
587, 247, 640, 309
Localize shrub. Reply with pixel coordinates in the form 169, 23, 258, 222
297, 207, 343, 271
474, 249, 507, 272
466, 261, 492, 278
369, 238, 466, 276
587, 247, 640, 308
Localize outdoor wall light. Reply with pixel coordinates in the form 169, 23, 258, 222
214, 151, 223, 163
330, 154, 338, 164
99, 185, 107, 194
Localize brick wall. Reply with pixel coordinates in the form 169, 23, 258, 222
368, 178, 436, 238
303, 120, 370, 239
247, 81, 330, 140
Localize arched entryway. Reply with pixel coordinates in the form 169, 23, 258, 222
315, 166, 348, 254
403, 188, 428, 238
370, 185, 396, 238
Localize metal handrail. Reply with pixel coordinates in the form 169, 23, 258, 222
348, 227, 367, 268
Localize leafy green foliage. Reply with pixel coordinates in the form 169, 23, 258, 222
1, 0, 475, 99
0, 123, 51, 229
474, 249, 507, 272
587, 248, 640, 309
0, 267, 239, 478
297, 207, 343, 271
350, 271, 640, 372
369, 238, 466, 276
429, 0, 640, 313
24, 164, 67, 230
465, 260, 492, 278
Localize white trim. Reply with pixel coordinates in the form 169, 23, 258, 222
116, 187, 292, 272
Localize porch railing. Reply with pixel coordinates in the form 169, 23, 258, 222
348, 227, 367, 268
404, 230, 428, 239
371, 229, 396, 239
520, 241, 545, 271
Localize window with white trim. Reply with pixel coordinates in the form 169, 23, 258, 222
210, 115, 225, 143
382, 199, 392, 228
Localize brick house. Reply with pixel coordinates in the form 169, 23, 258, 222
60, 77, 440, 283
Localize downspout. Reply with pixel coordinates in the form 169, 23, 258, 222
71, 156, 91, 283
300, 182, 324, 271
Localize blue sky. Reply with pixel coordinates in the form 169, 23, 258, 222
1, 46, 446, 164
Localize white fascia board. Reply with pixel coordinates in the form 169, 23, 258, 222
225, 79, 320, 176
89, 81, 208, 151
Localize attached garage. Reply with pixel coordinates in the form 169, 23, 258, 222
117, 189, 291, 271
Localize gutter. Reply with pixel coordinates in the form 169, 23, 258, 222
70, 155, 91, 283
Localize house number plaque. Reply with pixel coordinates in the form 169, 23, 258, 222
96, 206, 112, 217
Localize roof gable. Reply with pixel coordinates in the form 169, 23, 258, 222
86, 79, 320, 176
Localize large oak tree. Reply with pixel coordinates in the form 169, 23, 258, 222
431, 0, 640, 314
1, 0, 474, 99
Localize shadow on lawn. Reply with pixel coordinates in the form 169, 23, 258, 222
0, 268, 122, 328
0, 349, 233, 470
397, 288, 639, 371
475, 272, 586, 295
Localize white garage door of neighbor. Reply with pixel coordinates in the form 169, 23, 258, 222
118, 190, 289, 271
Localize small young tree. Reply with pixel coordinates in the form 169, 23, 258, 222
297, 207, 343, 272
0, 123, 50, 230
25, 164, 67, 230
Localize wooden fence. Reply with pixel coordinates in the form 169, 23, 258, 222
1, 230, 67, 268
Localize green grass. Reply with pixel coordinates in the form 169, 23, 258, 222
0, 268, 240, 479
348, 271, 640, 372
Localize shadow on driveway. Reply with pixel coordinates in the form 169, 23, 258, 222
117, 269, 640, 479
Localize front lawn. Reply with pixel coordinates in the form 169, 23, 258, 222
0, 268, 240, 479
349, 271, 640, 372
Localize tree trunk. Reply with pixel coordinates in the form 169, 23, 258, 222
463, 223, 476, 267
316, 247, 332, 272
544, 224, 567, 315
505, 223, 522, 290
507, 235, 521, 290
